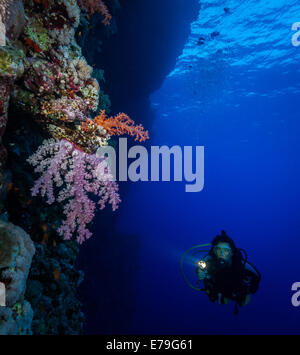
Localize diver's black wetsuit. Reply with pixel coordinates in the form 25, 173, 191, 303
203, 254, 260, 306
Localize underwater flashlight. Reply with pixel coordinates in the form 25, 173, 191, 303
197, 260, 207, 270
180, 243, 211, 292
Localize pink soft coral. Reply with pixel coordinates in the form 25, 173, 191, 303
77, 0, 112, 25
27, 139, 120, 243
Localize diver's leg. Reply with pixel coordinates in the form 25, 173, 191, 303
218, 293, 228, 305
242, 294, 251, 306
206, 289, 217, 302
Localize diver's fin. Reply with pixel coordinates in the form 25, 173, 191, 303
234, 303, 239, 316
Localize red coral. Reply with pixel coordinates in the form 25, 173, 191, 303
33, 0, 49, 9
77, 0, 112, 25
49, 49, 61, 65
24, 61, 59, 95
69, 77, 80, 92
25, 37, 43, 53
94, 110, 149, 142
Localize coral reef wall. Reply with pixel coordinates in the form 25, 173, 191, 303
0, 0, 127, 334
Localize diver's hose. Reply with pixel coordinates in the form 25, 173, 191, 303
239, 248, 261, 281
239, 248, 248, 267
180, 244, 211, 291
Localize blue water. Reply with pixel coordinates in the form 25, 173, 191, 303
111, 0, 300, 334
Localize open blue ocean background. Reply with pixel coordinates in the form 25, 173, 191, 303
79, 0, 300, 334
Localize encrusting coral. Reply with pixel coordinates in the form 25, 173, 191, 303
0, 0, 26, 200
0, 299, 34, 335
0, 0, 26, 42
0, 220, 35, 306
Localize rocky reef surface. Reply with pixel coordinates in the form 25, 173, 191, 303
0, 220, 34, 334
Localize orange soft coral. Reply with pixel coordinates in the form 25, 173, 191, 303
94, 110, 149, 142
77, 0, 112, 25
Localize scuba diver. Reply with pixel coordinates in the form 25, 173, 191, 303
196, 231, 261, 314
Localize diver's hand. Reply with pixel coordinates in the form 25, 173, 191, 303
196, 267, 208, 281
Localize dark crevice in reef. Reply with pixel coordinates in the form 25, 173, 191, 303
77, 0, 200, 334
90, 0, 200, 127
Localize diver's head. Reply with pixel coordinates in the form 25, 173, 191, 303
213, 242, 232, 265
210, 231, 237, 266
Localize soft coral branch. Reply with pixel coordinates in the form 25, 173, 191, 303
77, 0, 112, 25
27, 139, 121, 243
95, 110, 149, 142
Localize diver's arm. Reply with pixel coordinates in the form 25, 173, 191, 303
243, 262, 261, 294
196, 255, 211, 281
196, 267, 207, 281
237, 269, 259, 307
244, 262, 258, 275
